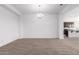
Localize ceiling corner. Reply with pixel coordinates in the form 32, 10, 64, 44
4, 4, 22, 15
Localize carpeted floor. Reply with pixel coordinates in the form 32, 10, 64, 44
0, 38, 79, 55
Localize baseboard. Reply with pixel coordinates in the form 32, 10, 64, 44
19, 38, 59, 40
20, 35, 58, 38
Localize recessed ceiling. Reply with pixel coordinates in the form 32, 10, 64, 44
10, 4, 67, 14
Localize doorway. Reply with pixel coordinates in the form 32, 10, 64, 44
64, 22, 74, 39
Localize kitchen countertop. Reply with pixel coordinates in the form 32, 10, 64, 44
64, 28, 79, 31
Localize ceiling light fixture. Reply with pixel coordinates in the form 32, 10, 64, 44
37, 5, 44, 18
37, 13, 44, 18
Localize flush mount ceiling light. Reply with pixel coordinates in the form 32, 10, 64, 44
59, 4, 63, 6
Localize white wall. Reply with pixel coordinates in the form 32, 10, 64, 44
0, 6, 19, 47
58, 14, 64, 39
20, 13, 58, 38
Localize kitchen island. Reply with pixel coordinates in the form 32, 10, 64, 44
64, 28, 79, 38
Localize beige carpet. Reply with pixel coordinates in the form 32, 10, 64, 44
0, 38, 79, 55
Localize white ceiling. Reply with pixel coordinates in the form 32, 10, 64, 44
10, 4, 67, 14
